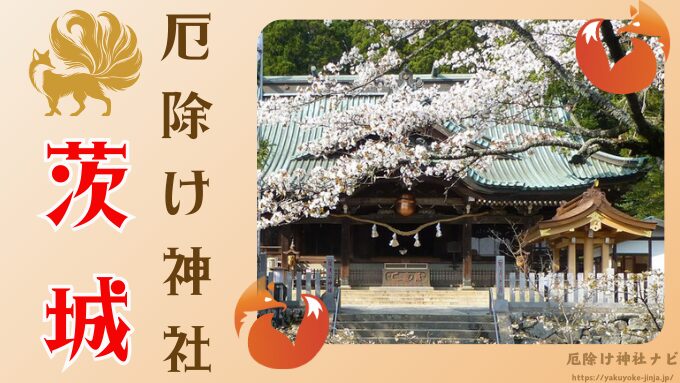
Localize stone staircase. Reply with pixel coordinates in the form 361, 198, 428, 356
341, 288, 490, 307
334, 311, 497, 344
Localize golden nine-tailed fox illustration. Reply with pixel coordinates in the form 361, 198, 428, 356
30, 10, 142, 116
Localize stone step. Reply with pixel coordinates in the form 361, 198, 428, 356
342, 296, 488, 298
346, 328, 495, 339
351, 338, 488, 344
338, 321, 496, 330
346, 337, 490, 344
342, 293, 488, 296
337, 314, 493, 322
340, 304, 489, 307
342, 292, 488, 297
342, 292, 488, 296
334, 309, 497, 343
342, 287, 488, 294
341, 299, 489, 302
341, 290, 489, 305
341, 297, 488, 301
341, 303, 488, 307
341, 298, 488, 301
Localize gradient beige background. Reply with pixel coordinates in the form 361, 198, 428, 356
0, 0, 675, 381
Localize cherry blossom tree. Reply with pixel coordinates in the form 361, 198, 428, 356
257, 20, 665, 228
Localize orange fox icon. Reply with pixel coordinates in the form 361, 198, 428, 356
575, 1, 669, 95
618, 0, 670, 59
235, 278, 329, 369
29, 10, 142, 116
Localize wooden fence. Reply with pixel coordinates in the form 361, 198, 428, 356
348, 268, 383, 287
500, 270, 664, 305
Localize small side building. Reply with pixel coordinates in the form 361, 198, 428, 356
525, 186, 657, 275
615, 217, 664, 272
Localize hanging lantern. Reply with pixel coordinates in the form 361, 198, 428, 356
395, 193, 417, 217
413, 232, 421, 247
389, 233, 399, 247
371, 224, 379, 238
435, 222, 442, 238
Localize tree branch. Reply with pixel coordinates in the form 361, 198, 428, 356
493, 20, 663, 158
432, 137, 615, 162
599, 20, 664, 157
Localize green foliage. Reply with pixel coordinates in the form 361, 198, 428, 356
617, 163, 664, 219
545, 75, 664, 219
263, 20, 357, 75
257, 139, 271, 169
395, 21, 480, 74
262, 20, 479, 75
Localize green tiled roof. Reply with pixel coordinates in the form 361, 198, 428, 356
259, 94, 644, 192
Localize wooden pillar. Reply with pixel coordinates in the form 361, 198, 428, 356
584, 236, 594, 275
462, 223, 472, 288
551, 244, 560, 272
601, 242, 611, 271
648, 238, 653, 270
340, 221, 352, 286
279, 227, 291, 269
568, 241, 576, 276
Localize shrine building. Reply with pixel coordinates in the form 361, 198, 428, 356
258, 74, 660, 289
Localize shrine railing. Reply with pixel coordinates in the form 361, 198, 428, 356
348, 269, 383, 287
488, 288, 501, 344
347, 263, 515, 288
430, 269, 462, 287
267, 268, 340, 304
498, 270, 664, 306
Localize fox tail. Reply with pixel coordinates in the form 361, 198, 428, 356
49, 10, 142, 90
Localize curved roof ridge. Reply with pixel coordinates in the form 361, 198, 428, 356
258, 95, 646, 193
